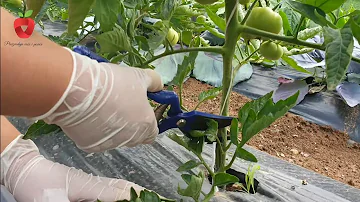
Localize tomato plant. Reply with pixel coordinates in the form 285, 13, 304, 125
2, 0, 360, 201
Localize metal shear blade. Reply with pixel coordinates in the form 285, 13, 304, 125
148, 91, 234, 136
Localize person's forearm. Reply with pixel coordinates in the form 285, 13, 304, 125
1, 8, 73, 117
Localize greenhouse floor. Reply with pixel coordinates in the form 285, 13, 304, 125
176, 77, 360, 189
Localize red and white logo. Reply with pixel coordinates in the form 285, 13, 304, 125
14, 10, 35, 39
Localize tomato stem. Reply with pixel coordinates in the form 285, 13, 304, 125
235, 25, 360, 63
240, 0, 259, 25
294, 16, 305, 39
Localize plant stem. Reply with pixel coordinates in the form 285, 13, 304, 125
240, 0, 259, 25
224, 152, 237, 170
197, 154, 215, 177
238, 25, 324, 49
215, 0, 240, 175
294, 16, 305, 39
237, 25, 360, 63
137, 46, 224, 68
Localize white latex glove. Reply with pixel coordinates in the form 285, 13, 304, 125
0, 134, 146, 202
32, 48, 163, 153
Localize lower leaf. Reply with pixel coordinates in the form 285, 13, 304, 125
23, 121, 61, 140
213, 173, 238, 187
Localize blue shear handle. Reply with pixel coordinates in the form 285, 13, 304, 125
72, 46, 182, 117
147, 91, 182, 117
73, 46, 109, 63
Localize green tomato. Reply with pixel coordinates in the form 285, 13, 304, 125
259, 41, 284, 60
196, 15, 207, 23
166, 27, 179, 46
195, 0, 218, 5
239, 0, 251, 5
242, 7, 283, 40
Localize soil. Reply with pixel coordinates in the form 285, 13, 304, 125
173, 77, 360, 189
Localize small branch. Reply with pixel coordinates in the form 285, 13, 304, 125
197, 154, 215, 177
237, 25, 360, 64
240, 0, 259, 25
224, 152, 237, 171
294, 16, 305, 39
353, 57, 360, 64
225, 142, 232, 151
215, 136, 225, 154
137, 46, 224, 68
235, 47, 260, 72
238, 25, 325, 50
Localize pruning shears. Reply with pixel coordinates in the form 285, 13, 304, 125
72, 46, 234, 141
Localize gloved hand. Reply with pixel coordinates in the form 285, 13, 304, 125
1, 134, 146, 202
32, 48, 164, 153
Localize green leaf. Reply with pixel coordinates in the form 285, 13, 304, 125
168, 133, 189, 150
286, 0, 336, 28
161, 0, 178, 20
135, 36, 150, 51
281, 55, 312, 74
139, 190, 161, 202
178, 172, 204, 201
23, 121, 61, 140
68, 0, 96, 34
205, 119, 218, 142
177, 160, 200, 172
24, 10, 33, 18
189, 130, 205, 138
127, 13, 136, 39
93, 0, 122, 32
297, 0, 346, 13
297, 26, 323, 40
324, 23, 354, 90
279, 10, 293, 36
280, 3, 302, 36
170, 53, 197, 86
236, 147, 258, 162
18, 12, 23, 17
167, 133, 204, 156
238, 92, 273, 126
181, 30, 193, 45
198, 87, 222, 104
188, 137, 204, 156
130, 187, 138, 200
95, 25, 132, 53
170, 38, 200, 86
123, 0, 138, 9
205, 7, 226, 32
239, 91, 299, 147
230, 118, 239, 146
213, 173, 239, 187
350, 14, 360, 42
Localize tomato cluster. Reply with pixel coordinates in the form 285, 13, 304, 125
242, 7, 284, 60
